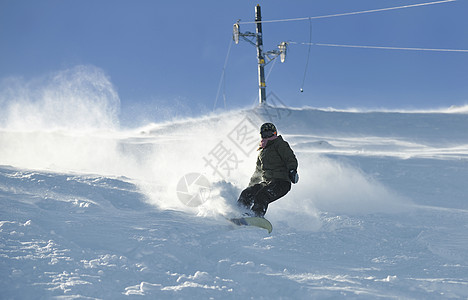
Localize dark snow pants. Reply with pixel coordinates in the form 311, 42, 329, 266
237, 180, 291, 217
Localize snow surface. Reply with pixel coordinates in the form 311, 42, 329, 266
1, 88, 468, 298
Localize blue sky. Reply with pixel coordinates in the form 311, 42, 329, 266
1, 0, 467, 124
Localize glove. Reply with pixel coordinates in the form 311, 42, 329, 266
289, 169, 299, 184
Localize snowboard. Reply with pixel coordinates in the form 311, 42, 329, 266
229, 216, 273, 233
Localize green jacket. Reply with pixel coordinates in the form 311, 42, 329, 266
249, 135, 298, 186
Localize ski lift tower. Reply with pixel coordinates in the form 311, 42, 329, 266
233, 4, 288, 105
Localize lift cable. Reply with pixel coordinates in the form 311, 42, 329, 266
289, 42, 468, 53
239, 0, 456, 24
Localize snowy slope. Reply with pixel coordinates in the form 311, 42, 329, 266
2, 104, 468, 299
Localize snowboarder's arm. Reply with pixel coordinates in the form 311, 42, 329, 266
277, 140, 298, 171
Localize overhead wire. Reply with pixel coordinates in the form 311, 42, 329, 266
289, 42, 468, 53
300, 18, 312, 93
213, 38, 233, 110
239, 0, 456, 24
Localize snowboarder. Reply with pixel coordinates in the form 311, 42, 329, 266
237, 122, 298, 217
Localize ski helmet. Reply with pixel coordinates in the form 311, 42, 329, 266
260, 123, 277, 138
